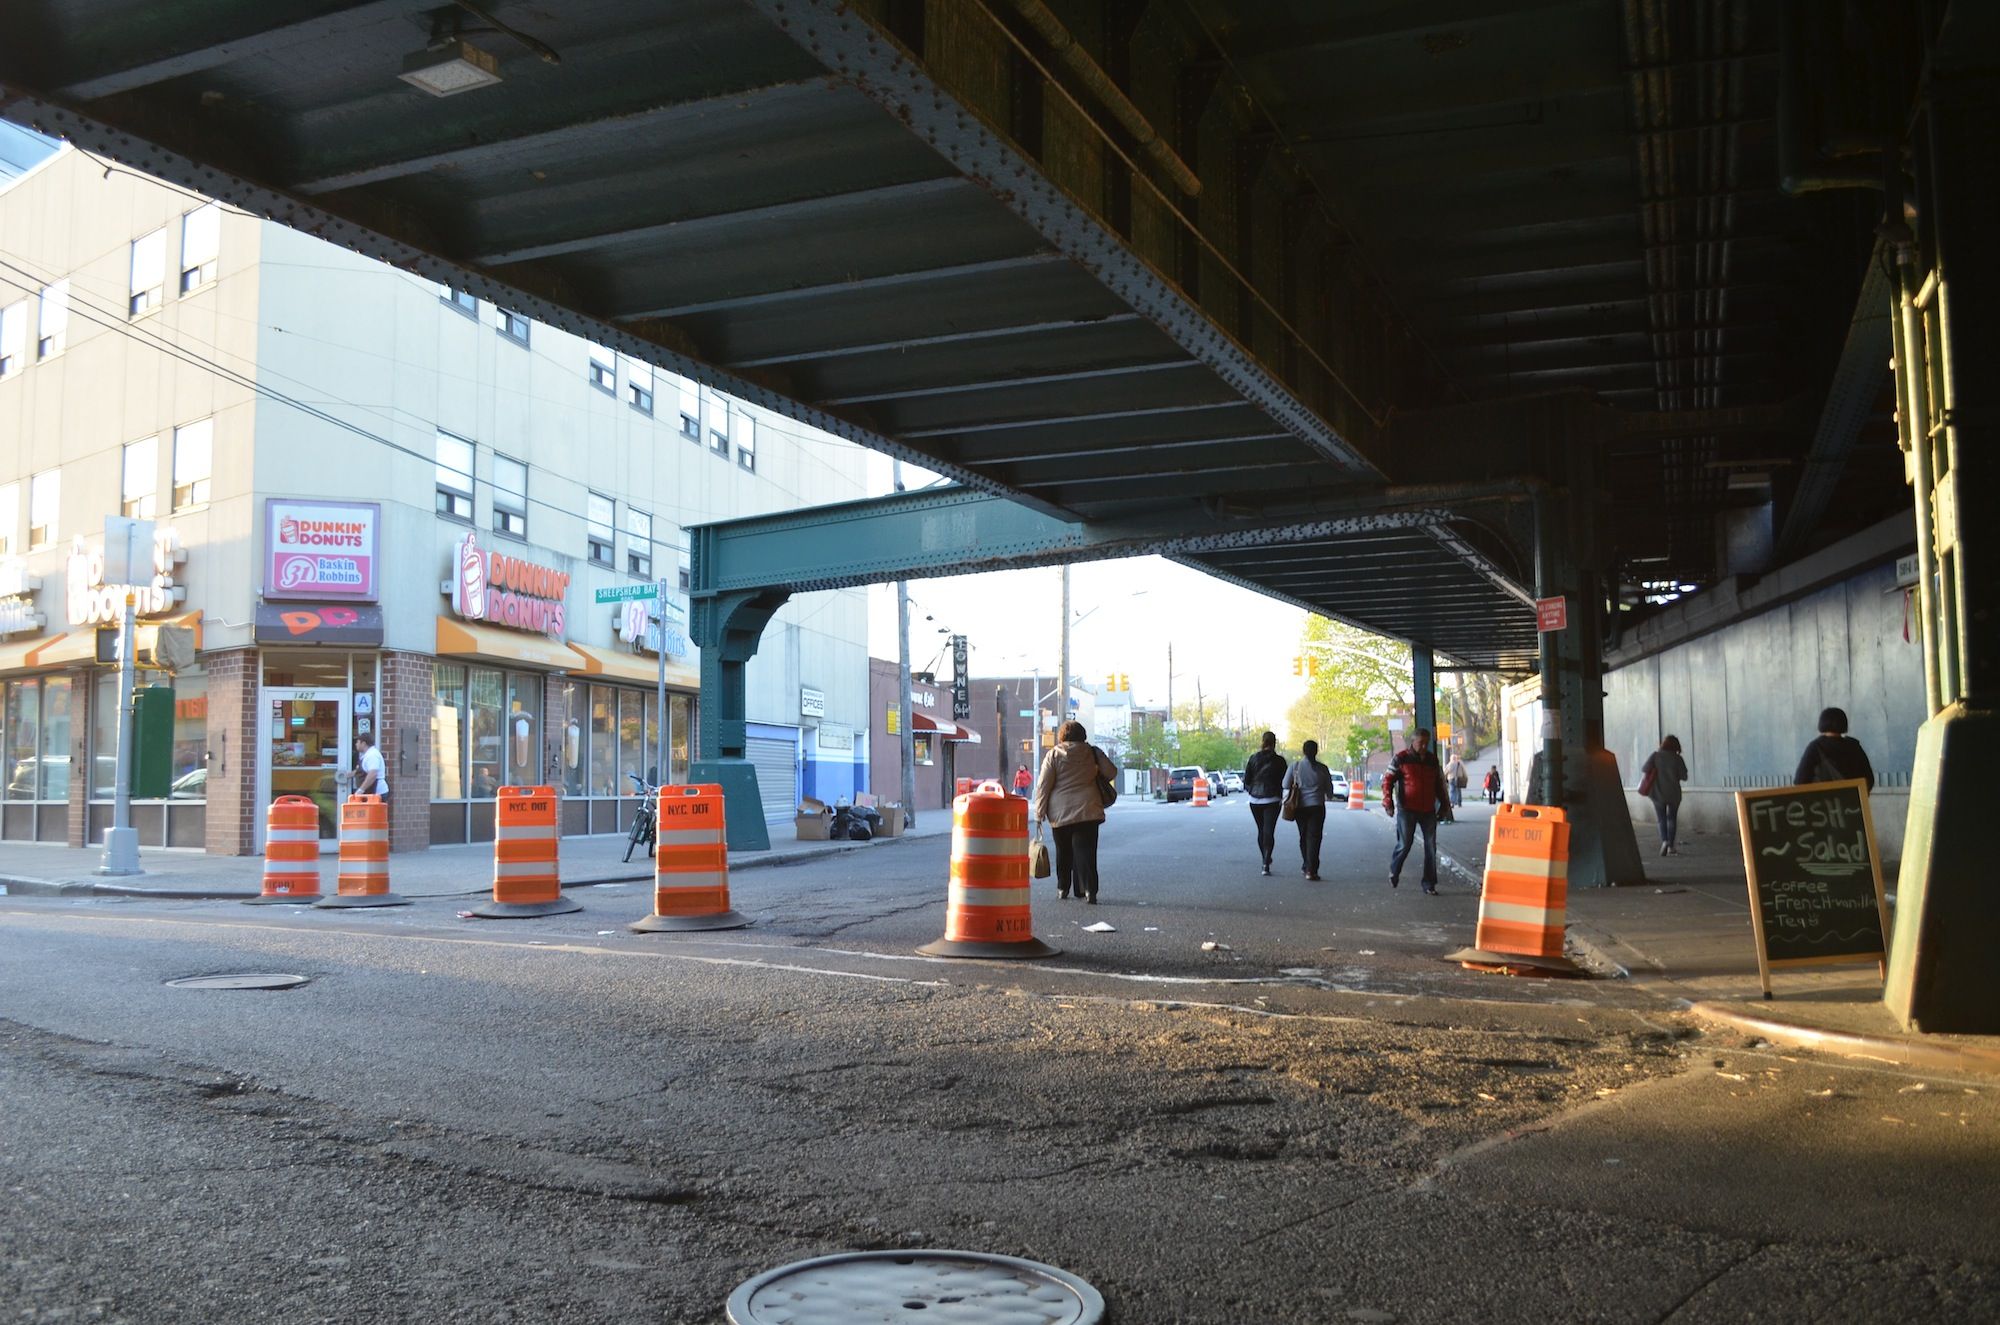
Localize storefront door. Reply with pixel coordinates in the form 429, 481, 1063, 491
258, 688, 349, 851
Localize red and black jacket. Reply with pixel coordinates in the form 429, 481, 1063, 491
1382, 748, 1447, 814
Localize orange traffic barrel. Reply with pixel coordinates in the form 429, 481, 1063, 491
1191, 775, 1209, 807
1347, 779, 1365, 811
1448, 804, 1583, 976
469, 786, 581, 919
313, 794, 408, 909
631, 784, 749, 932
918, 779, 1056, 959
246, 796, 324, 904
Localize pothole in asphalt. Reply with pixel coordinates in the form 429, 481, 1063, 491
727, 1250, 1104, 1323
165, 973, 311, 991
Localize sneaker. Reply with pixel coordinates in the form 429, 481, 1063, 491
1422, 883, 1438, 895
1389, 875, 1399, 889
1261, 865, 1272, 877
1659, 842, 1670, 857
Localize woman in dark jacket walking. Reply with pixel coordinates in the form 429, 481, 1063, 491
1033, 721, 1118, 903
1795, 707, 1876, 790
1640, 735, 1688, 856
1242, 731, 1288, 876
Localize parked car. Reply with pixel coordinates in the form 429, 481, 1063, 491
1165, 765, 1206, 803
1221, 772, 1244, 794
1328, 771, 1351, 804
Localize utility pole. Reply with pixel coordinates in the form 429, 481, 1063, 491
894, 460, 916, 826
995, 684, 1007, 783
1166, 641, 1173, 730
1195, 677, 1205, 731
1058, 564, 1071, 737
99, 516, 148, 876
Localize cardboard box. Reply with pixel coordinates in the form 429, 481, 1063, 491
876, 805, 906, 838
795, 797, 833, 841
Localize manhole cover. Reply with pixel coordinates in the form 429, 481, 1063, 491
727, 1250, 1103, 1324
165, 974, 310, 991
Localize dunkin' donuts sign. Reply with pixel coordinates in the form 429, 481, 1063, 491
266, 499, 379, 601
447, 530, 569, 639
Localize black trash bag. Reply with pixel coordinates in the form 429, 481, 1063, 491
848, 821, 873, 841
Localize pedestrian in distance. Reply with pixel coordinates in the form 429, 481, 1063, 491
1242, 731, 1288, 877
1281, 739, 1333, 880
1795, 706, 1876, 791
354, 733, 388, 803
1012, 763, 1031, 798
1483, 765, 1502, 804
1639, 735, 1688, 856
1383, 726, 1447, 893
1445, 750, 1468, 810
1033, 720, 1118, 904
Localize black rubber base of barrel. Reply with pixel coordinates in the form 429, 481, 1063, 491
916, 937, 1060, 960
1445, 945, 1585, 977
629, 909, 751, 933
466, 896, 584, 919
243, 892, 322, 906
311, 893, 411, 909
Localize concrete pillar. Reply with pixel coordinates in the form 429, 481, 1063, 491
376, 650, 433, 853
203, 647, 257, 856
1411, 646, 1436, 739
1885, 72, 2000, 1033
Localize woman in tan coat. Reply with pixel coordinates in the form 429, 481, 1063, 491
1032, 720, 1118, 903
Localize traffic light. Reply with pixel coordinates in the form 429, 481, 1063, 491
1103, 672, 1131, 692
1292, 656, 1303, 676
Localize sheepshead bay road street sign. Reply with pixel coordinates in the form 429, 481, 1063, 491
595, 584, 659, 603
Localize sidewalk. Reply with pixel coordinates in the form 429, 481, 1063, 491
0, 813, 954, 902
1436, 803, 2000, 1077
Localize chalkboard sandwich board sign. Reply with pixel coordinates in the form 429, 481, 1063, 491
1735, 778, 1891, 999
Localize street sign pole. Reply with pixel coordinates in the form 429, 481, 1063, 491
656, 576, 668, 783
100, 588, 141, 876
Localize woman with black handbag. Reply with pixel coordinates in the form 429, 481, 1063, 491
1243, 731, 1288, 876
1281, 739, 1334, 880
1032, 720, 1119, 903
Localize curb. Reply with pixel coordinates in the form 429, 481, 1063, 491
1688, 1001, 2000, 1079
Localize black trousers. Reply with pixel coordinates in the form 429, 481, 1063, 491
1295, 804, 1326, 875
1250, 801, 1282, 866
1052, 820, 1101, 898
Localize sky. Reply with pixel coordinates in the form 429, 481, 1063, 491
860, 456, 1316, 729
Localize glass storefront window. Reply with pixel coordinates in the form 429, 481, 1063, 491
588, 685, 614, 796
262, 652, 350, 688
171, 673, 207, 796
468, 667, 502, 798
618, 690, 642, 790
4, 681, 39, 800
433, 664, 466, 800
92, 673, 118, 799
670, 694, 691, 784
558, 681, 584, 795
39, 676, 70, 800
505, 673, 541, 787
643, 692, 659, 785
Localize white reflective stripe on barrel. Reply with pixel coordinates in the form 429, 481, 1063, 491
341, 828, 388, 844
1478, 899, 1561, 926
655, 828, 724, 847
340, 861, 388, 876
952, 834, 1026, 857
266, 827, 321, 843
949, 884, 1031, 909
495, 823, 556, 841
494, 860, 558, 879
655, 870, 727, 889
1486, 852, 1568, 880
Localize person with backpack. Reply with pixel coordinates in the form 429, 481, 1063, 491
1281, 739, 1334, 880
1482, 765, 1502, 804
1242, 731, 1288, 877
1639, 735, 1688, 856
1033, 721, 1119, 903
1795, 707, 1875, 791
1383, 726, 1448, 893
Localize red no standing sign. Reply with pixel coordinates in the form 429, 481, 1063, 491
1536, 596, 1568, 632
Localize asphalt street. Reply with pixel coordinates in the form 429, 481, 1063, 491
2, 796, 1994, 1323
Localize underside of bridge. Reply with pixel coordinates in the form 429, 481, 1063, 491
5, 1, 1994, 1024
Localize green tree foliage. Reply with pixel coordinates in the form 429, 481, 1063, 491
1123, 718, 1177, 770
1176, 728, 1248, 775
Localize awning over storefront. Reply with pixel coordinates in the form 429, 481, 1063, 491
25, 611, 204, 668
435, 617, 587, 670
912, 711, 980, 743
0, 633, 59, 672
567, 641, 699, 690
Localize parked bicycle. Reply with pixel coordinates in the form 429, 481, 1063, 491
623, 768, 659, 861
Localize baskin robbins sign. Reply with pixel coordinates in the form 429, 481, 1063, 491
446, 530, 569, 640
265, 499, 379, 601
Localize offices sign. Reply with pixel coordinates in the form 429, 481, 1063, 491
266, 499, 379, 601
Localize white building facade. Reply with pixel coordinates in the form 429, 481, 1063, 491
0, 149, 870, 854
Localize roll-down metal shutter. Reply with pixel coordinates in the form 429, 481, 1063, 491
746, 735, 798, 822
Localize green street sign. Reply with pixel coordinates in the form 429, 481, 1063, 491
594, 584, 659, 603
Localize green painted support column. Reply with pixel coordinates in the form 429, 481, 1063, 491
1884, 64, 2000, 1034
688, 567, 790, 852
1411, 646, 1437, 739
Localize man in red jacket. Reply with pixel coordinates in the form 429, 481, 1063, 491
1382, 727, 1447, 893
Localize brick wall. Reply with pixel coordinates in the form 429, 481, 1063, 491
203, 648, 257, 856
378, 650, 434, 852
63, 667, 89, 848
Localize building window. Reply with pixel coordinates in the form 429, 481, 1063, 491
3, 675, 71, 801
130, 228, 166, 315
587, 343, 616, 393
37, 281, 67, 359
678, 378, 701, 441
0, 299, 23, 377
497, 308, 530, 345
121, 437, 158, 519
706, 394, 732, 456
624, 354, 654, 414
438, 283, 477, 316
432, 663, 466, 799
0, 482, 17, 556
172, 419, 213, 509
435, 432, 474, 521
587, 492, 615, 567
625, 507, 653, 579
678, 565, 691, 593
493, 455, 528, 539
179, 203, 221, 292
28, 470, 58, 547
737, 416, 757, 473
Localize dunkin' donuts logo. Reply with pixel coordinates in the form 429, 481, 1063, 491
448, 531, 567, 639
